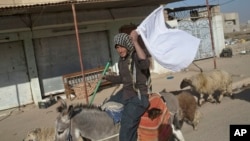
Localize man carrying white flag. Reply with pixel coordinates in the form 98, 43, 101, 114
136, 6, 200, 72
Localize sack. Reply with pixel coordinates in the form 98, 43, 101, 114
101, 101, 124, 124
138, 93, 172, 141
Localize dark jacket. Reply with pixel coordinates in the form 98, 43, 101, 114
105, 52, 150, 100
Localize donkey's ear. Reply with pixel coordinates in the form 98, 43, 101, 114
160, 88, 167, 93
57, 106, 64, 113
68, 105, 74, 118
57, 96, 67, 108
56, 96, 68, 113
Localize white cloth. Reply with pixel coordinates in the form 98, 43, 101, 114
136, 6, 200, 72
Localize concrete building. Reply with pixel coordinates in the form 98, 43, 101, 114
0, 0, 182, 110
223, 12, 240, 33
247, 20, 250, 29
165, 5, 225, 59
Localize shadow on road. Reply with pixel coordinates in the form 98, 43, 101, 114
233, 86, 250, 102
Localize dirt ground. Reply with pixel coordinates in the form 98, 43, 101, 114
225, 30, 250, 41
1, 52, 250, 141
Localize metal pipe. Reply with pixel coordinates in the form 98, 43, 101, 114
71, 3, 89, 104
206, 0, 217, 69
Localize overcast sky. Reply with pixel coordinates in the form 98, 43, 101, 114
166, 0, 250, 24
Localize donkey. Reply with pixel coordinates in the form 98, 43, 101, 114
55, 93, 185, 141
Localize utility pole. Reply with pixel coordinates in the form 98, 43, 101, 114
206, 0, 217, 69
71, 3, 89, 104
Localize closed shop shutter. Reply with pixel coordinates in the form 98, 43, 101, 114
0, 41, 33, 110
34, 31, 110, 95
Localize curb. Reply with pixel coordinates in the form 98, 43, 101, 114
232, 77, 250, 90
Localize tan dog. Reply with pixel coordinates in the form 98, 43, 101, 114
23, 127, 85, 141
23, 128, 55, 141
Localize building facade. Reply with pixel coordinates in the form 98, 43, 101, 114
223, 12, 240, 33
0, 0, 182, 110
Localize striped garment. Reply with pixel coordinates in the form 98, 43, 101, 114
114, 33, 135, 53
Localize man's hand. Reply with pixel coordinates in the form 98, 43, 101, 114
130, 30, 139, 42
130, 30, 147, 60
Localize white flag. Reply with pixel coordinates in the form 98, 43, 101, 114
136, 6, 200, 72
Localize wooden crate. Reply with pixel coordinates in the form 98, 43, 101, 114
62, 67, 113, 100
72, 80, 98, 99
